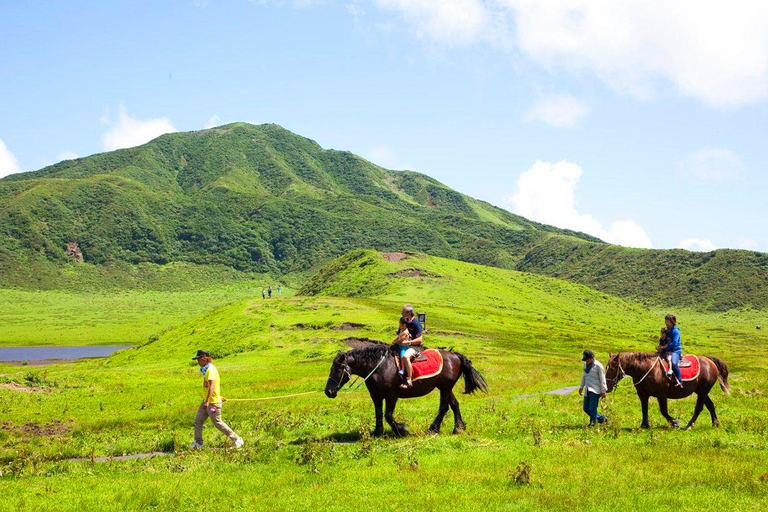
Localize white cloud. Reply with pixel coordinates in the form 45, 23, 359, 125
57, 151, 79, 162
678, 238, 718, 252
372, 1, 768, 108
205, 116, 221, 129
502, 159, 653, 248
735, 238, 758, 251
507, 0, 768, 108
374, 0, 494, 46
523, 94, 589, 128
101, 104, 176, 151
0, 138, 21, 178
676, 147, 745, 182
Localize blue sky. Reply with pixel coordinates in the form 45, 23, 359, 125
1, 1, 767, 251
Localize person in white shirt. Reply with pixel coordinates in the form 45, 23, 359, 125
578, 349, 607, 426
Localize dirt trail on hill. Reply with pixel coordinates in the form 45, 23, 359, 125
381, 252, 408, 262
0, 382, 49, 393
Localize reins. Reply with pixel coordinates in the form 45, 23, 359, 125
225, 354, 388, 402
224, 391, 318, 402
349, 354, 387, 392
328, 354, 387, 393
613, 355, 660, 390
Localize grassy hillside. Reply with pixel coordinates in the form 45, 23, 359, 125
518, 238, 768, 311
2, 252, 767, 510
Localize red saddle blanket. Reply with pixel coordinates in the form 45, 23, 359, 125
412, 349, 443, 381
660, 355, 700, 381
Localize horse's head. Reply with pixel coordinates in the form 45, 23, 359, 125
325, 351, 351, 399
605, 352, 624, 393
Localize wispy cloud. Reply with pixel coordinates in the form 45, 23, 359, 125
502, 159, 653, 248
57, 151, 79, 162
0, 138, 21, 178
677, 238, 717, 252
374, 0, 497, 47
676, 147, 745, 182
205, 116, 221, 129
101, 104, 176, 151
735, 237, 758, 251
523, 94, 589, 128
371, 1, 768, 108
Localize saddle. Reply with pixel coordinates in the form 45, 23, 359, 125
660, 355, 700, 381
412, 351, 428, 363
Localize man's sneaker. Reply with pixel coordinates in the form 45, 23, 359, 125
190, 441, 203, 449
234, 436, 244, 448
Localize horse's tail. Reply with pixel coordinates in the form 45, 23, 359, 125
455, 352, 488, 394
707, 356, 731, 395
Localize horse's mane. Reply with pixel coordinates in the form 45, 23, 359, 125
348, 343, 390, 365
619, 352, 661, 365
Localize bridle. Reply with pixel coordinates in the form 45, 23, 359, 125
327, 353, 387, 393
327, 359, 352, 393
609, 354, 660, 390
608, 359, 627, 391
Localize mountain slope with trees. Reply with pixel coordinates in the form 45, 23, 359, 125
1, 122, 766, 310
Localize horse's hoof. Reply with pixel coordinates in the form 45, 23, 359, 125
640, 423, 650, 429
428, 425, 440, 434
671, 420, 682, 428
373, 428, 384, 437
684, 425, 693, 431
713, 420, 720, 428
453, 423, 466, 434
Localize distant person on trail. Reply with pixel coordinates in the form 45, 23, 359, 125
578, 350, 607, 426
262, 288, 266, 300
277, 284, 282, 295
191, 350, 243, 449
394, 305, 423, 389
656, 314, 684, 388
268, 285, 272, 299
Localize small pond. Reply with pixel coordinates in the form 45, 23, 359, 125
0, 345, 130, 363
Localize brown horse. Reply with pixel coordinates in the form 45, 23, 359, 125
324, 343, 487, 436
605, 352, 730, 429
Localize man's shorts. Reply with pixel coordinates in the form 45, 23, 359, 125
398, 346, 417, 359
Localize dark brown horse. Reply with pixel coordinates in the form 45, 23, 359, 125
324, 343, 487, 436
605, 352, 730, 429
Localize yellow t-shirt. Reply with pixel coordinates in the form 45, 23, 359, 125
204, 364, 223, 404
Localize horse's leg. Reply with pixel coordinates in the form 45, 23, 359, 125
428, 387, 450, 434
657, 396, 681, 427
448, 391, 466, 434
372, 395, 384, 437
703, 395, 720, 427
639, 394, 650, 429
684, 393, 706, 431
385, 396, 408, 437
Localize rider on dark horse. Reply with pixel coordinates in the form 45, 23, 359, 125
393, 305, 423, 389
657, 314, 684, 389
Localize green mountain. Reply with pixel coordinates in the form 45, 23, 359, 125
0, 122, 594, 285
1, 122, 766, 310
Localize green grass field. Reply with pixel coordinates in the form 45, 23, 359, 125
0, 282, 290, 346
1, 252, 767, 511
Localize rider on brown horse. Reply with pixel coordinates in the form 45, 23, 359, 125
394, 305, 423, 389
657, 314, 683, 388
